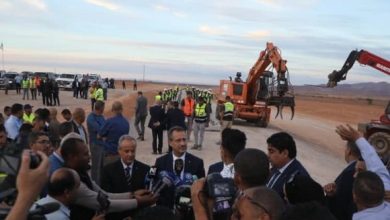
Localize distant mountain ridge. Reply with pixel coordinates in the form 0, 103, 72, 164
294, 82, 390, 99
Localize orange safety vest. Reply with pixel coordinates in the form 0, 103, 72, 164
183, 98, 195, 116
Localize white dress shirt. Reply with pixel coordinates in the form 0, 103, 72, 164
33, 195, 70, 220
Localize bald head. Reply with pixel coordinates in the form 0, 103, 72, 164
73, 108, 86, 124
48, 168, 80, 197
112, 101, 123, 113
244, 187, 285, 220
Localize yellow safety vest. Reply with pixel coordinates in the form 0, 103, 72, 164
194, 103, 207, 123
22, 80, 29, 89
223, 102, 234, 119
29, 79, 36, 89
90, 88, 96, 99
23, 113, 36, 124
155, 95, 161, 101
95, 88, 104, 101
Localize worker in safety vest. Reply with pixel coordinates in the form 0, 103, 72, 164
89, 82, 97, 111
155, 91, 162, 102
181, 91, 195, 141
22, 104, 35, 124
95, 84, 104, 102
191, 96, 210, 150
29, 77, 37, 100
21, 76, 30, 100
216, 96, 234, 144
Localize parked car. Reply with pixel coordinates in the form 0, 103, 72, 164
0, 72, 19, 90
34, 72, 56, 81
56, 73, 78, 90
87, 74, 102, 85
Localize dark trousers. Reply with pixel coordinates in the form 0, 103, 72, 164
53, 93, 60, 106
134, 115, 147, 137
45, 93, 52, 106
152, 128, 163, 153
91, 98, 96, 111
42, 93, 46, 105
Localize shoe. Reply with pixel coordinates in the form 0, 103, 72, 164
158, 150, 162, 154
216, 141, 221, 145
152, 151, 157, 155
141, 137, 145, 141
136, 136, 142, 140
191, 145, 199, 150
197, 145, 202, 151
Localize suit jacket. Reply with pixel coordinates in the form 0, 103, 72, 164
155, 152, 205, 208
326, 161, 356, 220
148, 105, 165, 130
101, 159, 150, 193
208, 161, 224, 175
268, 159, 310, 199
165, 108, 186, 130
72, 120, 88, 144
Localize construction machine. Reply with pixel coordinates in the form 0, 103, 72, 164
328, 49, 390, 163
219, 42, 295, 127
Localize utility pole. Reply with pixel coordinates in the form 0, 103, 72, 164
143, 64, 145, 82
1, 42, 4, 70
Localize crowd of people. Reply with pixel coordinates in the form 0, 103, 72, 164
4, 75, 61, 106
0, 92, 389, 220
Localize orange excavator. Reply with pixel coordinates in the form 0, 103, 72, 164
219, 42, 294, 127
327, 49, 390, 162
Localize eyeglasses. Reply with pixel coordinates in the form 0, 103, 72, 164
36, 140, 51, 145
232, 191, 270, 219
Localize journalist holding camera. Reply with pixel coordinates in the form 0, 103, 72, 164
191, 148, 285, 220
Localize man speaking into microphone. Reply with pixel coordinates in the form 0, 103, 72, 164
154, 126, 205, 209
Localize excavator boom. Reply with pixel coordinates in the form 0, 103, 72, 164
328, 49, 390, 87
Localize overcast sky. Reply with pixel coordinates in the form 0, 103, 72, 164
1, 0, 389, 85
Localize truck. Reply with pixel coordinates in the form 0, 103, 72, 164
219, 42, 295, 127
56, 73, 79, 90
328, 49, 390, 161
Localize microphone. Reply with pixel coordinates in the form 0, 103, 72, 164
154, 176, 173, 195
146, 166, 157, 191
29, 202, 60, 216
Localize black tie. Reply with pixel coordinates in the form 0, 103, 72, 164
174, 159, 184, 177
125, 166, 132, 186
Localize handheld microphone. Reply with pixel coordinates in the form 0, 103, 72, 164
29, 202, 60, 216
154, 176, 173, 195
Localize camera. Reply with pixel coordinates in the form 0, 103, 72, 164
0, 143, 42, 175
204, 173, 237, 214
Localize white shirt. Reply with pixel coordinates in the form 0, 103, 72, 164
74, 121, 87, 143
121, 159, 133, 176
356, 137, 390, 190
353, 201, 390, 220
33, 195, 70, 220
172, 152, 186, 179
220, 163, 234, 178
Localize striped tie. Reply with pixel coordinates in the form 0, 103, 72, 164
125, 166, 132, 186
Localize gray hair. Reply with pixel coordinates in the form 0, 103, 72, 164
118, 135, 136, 148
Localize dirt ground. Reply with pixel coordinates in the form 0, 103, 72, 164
0, 82, 386, 185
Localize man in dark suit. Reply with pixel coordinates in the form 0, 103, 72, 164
266, 132, 310, 199
101, 135, 150, 220
207, 128, 246, 176
101, 135, 150, 193
165, 101, 186, 152
154, 126, 205, 208
71, 108, 88, 144
148, 100, 165, 154
323, 140, 361, 220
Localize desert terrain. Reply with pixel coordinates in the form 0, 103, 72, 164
0, 81, 387, 185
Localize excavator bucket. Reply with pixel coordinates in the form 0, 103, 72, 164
267, 96, 295, 120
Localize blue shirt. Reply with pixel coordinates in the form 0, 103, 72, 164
86, 112, 105, 144
33, 195, 70, 220
99, 113, 129, 154
49, 152, 64, 176
4, 115, 23, 140
353, 202, 390, 220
